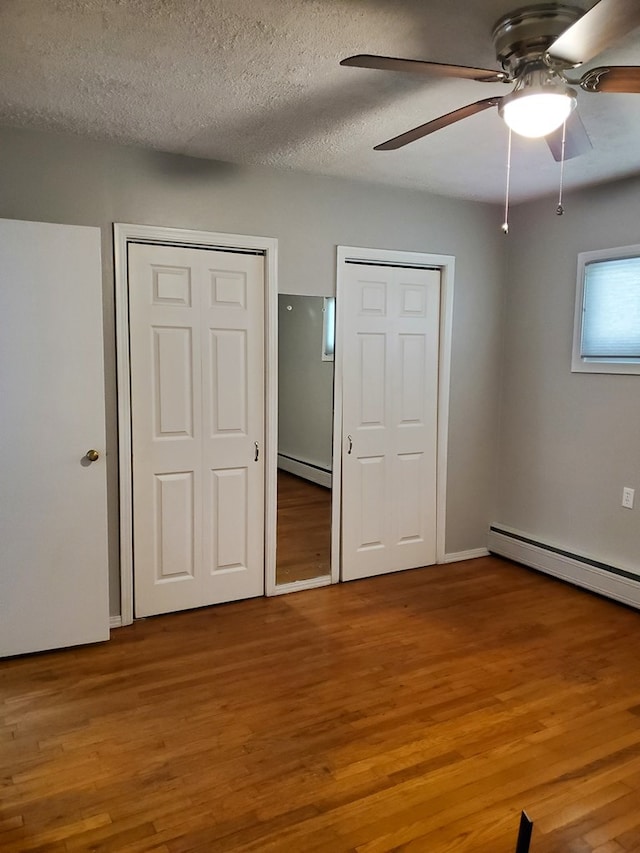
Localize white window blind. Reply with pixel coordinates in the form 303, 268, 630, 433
581, 256, 640, 359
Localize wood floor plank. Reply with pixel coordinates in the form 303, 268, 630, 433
3, 557, 640, 851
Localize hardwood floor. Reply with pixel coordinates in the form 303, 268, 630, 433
276, 470, 331, 585
3, 557, 640, 852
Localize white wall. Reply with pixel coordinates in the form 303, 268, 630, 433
496, 177, 640, 574
278, 295, 333, 474
0, 126, 505, 616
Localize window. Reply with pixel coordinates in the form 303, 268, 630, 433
572, 244, 640, 374
322, 297, 335, 361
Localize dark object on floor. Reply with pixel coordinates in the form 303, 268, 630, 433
515, 810, 533, 853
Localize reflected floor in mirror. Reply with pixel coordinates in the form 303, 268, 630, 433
276, 470, 331, 585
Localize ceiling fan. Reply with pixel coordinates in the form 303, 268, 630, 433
341, 0, 640, 160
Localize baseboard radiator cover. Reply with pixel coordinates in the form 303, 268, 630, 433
488, 525, 640, 610
277, 453, 331, 489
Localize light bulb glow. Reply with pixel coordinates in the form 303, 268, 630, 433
499, 85, 577, 138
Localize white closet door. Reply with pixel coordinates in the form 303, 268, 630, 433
201, 250, 265, 603
0, 219, 109, 657
128, 243, 264, 617
341, 263, 440, 581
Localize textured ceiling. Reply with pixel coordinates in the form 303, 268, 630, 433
1, 0, 640, 202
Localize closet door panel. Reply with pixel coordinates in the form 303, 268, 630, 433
341, 263, 440, 580
129, 244, 264, 617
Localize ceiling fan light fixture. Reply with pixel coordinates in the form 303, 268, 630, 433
499, 63, 577, 138
500, 86, 576, 137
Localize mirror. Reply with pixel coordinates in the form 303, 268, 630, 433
276, 294, 335, 585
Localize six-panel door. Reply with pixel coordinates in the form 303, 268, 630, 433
128, 243, 265, 617
341, 263, 441, 580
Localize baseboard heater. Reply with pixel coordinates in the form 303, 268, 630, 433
488, 525, 640, 611
277, 453, 332, 489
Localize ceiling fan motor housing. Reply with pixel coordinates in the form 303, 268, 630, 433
492, 3, 584, 75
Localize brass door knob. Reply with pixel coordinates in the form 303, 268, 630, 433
86, 449, 100, 462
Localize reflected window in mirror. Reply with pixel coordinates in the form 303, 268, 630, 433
322, 297, 335, 361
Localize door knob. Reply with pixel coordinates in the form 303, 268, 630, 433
86, 449, 100, 462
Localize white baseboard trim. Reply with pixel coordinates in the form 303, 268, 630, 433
488, 524, 640, 610
277, 454, 331, 489
442, 548, 490, 564
109, 615, 123, 629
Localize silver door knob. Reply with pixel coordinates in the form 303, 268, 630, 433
86, 449, 100, 462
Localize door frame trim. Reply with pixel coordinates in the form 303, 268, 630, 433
114, 223, 278, 625
334, 246, 454, 574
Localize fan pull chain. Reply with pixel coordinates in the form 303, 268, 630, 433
557, 119, 567, 215
502, 127, 512, 234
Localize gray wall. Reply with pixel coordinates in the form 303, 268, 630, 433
278, 295, 334, 473
496, 178, 640, 573
0, 125, 505, 616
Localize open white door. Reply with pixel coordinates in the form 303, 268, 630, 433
341, 261, 441, 581
0, 219, 109, 657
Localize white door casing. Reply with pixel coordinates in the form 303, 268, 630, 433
115, 225, 278, 626
0, 218, 109, 657
129, 243, 266, 617
336, 248, 453, 581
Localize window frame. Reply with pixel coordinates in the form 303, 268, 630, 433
571, 243, 640, 375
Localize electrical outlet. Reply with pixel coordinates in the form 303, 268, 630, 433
622, 487, 635, 509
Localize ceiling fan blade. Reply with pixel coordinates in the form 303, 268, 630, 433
547, 0, 640, 66
340, 54, 509, 83
546, 110, 593, 161
374, 97, 501, 151
577, 65, 640, 93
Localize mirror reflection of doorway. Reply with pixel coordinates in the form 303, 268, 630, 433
276, 294, 334, 586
